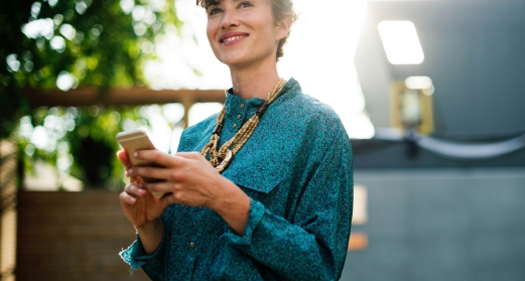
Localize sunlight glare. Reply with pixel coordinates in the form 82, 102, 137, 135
144, 0, 374, 139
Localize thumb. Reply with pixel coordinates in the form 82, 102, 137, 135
117, 150, 134, 170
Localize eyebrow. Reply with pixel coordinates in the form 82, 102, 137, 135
206, 0, 220, 8
208, 0, 244, 7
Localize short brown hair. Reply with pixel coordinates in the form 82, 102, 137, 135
196, 0, 297, 61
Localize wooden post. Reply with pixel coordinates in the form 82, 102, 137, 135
181, 95, 194, 129
0, 139, 17, 281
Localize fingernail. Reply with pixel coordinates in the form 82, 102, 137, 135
129, 197, 136, 203
127, 168, 133, 175
134, 152, 138, 157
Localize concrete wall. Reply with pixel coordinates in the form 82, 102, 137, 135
341, 168, 525, 281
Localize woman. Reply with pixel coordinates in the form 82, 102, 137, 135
119, 0, 353, 280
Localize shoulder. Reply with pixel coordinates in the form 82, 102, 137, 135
257, 80, 350, 160
297, 94, 342, 125
294, 94, 349, 148
278, 78, 343, 125
272, 85, 346, 140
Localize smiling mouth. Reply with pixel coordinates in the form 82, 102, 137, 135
220, 35, 248, 43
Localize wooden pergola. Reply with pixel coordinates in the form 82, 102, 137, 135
9, 87, 227, 280
23, 87, 227, 127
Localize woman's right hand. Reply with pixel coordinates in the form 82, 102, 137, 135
117, 150, 169, 230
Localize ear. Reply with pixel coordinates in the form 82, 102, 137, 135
276, 15, 293, 40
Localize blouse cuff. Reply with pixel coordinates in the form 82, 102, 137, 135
119, 233, 165, 270
224, 198, 265, 246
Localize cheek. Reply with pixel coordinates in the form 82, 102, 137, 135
206, 20, 219, 43
206, 24, 214, 42
206, 23, 222, 58
254, 14, 278, 40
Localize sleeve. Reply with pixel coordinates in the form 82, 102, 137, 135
119, 216, 171, 281
224, 127, 354, 281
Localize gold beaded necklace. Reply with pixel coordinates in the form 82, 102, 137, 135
201, 78, 287, 173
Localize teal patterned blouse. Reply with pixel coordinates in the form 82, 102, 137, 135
120, 78, 354, 281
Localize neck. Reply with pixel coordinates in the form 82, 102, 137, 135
228, 58, 281, 100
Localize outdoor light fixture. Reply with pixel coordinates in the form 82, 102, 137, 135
405, 76, 435, 96
391, 79, 434, 135
378, 21, 425, 65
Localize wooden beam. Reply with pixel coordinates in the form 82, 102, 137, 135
22, 87, 227, 108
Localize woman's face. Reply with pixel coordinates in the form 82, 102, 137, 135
206, 0, 288, 69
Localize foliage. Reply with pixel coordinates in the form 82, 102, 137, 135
1, 0, 184, 188
0, 1, 31, 138
1, 0, 182, 137
17, 105, 153, 189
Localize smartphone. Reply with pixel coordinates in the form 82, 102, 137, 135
116, 129, 165, 198
116, 129, 157, 167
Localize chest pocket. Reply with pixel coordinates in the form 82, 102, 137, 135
230, 170, 289, 216
226, 161, 287, 192
222, 146, 293, 206
216, 109, 305, 203
232, 171, 284, 195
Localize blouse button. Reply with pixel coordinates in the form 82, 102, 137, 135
240, 103, 245, 109
233, 124, 238, 128
190, 242, 196, 248
237, 115, 242, 120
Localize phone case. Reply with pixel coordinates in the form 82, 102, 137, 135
117, 129, 165, 198
116, 129, 157, 167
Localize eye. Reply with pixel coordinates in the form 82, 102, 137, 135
207, 7, 222, 16
238, 1, 253, 9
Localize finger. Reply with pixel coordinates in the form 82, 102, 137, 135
124, 183, 147, 197
175, 152, 203, 160
134, 150, 185, 168
127, 166, 174, 182
176, 152, 215, 170
142, 182, 173, 197
117, 150, 134, 170
119, 191, 137, 205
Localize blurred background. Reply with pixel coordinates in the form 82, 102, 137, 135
0, 0, 524, 280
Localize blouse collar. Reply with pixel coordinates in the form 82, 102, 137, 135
224, 78, 301, 114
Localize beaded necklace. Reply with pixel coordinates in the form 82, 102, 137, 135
201, 78, 287, 173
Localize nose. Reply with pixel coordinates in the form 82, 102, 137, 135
220, 8, 239, 29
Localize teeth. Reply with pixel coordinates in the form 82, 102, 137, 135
223, 36, 243, 42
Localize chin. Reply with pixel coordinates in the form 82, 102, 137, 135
220, 55, 251, 68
